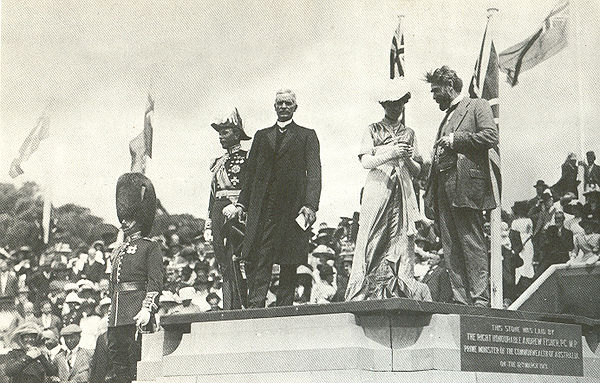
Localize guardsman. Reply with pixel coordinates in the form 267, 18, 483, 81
107, 173, 164, 383
207, 108, 250, 309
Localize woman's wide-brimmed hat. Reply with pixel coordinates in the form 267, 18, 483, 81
10, 321, 42, 348
211, 108, 251, 141
376, 77, 411, 104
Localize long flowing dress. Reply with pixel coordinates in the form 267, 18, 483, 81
345, 119, 430, 301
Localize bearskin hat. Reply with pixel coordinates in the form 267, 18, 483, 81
116, 173, 157, 236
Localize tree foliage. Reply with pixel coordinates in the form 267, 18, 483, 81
0, 182, 205, 253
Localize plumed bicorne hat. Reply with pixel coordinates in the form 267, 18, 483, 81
211, 108, 251, 141
116, 172, 157, 237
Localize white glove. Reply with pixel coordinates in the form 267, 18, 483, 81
222, 204, 238, 220
133, 308, 151, 327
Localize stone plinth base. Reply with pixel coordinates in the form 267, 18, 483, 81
137, 298, 600, 382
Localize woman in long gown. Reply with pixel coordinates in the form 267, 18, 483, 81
345, 80, 430, 301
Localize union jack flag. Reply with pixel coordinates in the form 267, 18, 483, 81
390, 18, 405, 79
469, 14, 501, 206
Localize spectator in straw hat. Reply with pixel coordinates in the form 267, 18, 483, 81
5, 321, 58, 383
171, 287, 203, 314
206, 292, 222, 311
62, 292, 83, 326
310, 264, 337, 304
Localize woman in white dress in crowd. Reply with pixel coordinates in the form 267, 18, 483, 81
346, 79, 430, 302
510, 201, 535, 295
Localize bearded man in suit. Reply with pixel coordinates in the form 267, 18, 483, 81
424, 66, 498, 307
228, 89, 321, 308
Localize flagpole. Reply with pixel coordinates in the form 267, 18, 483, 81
486, 6, 503, 309
569, 0, 587, 200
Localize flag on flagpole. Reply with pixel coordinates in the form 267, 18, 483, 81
390, 16, 405, 79
9, 112, 50, 178
470, 9, 503, 308
130, 94, 154, 174
499, 1, 569, 86
469, 15, 501, 205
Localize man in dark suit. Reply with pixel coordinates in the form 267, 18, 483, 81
582, 151, 600, 189
421, 253, 452, 303
540, 210, 573, 274
528, 180, 549, 212
424, 66, 498, 307
0, 259, 19, 299
230, 89, 322, 308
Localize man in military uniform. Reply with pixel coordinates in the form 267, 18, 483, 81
207, 108, 250, 309
107, 173, 164, 383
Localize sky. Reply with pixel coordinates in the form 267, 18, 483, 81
1, 0, 599, 227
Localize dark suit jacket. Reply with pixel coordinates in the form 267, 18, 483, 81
542, 225, 573, 266
26, 271, 51, 303
552, 161, 579, 197
422, 265, 452, 303
0, 271, 19, 298
584, 163, 600, 188
5, 348, 58, 383
238, 121, 321, 265
55, 347, 94, 382
424, 98, 498, 217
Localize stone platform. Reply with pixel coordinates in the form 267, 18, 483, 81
137, 298, 600, 382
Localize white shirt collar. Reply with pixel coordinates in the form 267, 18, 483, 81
276, 119, 293, 128
450, 94, 464, 108
66, 345, 79, 354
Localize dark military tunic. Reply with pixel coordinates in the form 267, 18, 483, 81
108, 232, 164, 327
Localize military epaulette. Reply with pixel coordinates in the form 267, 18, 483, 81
209, 157, 220, 171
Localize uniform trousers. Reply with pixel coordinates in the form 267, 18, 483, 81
107, 324, 137, 383
210, 197, 243, 309
435, 169, 489, 306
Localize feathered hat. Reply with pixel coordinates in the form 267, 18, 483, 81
211, 108, 251, 140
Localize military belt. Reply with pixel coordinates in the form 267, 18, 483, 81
215, 190, 241, 199
115, 281, 146, 292
215, 189, 240, 204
